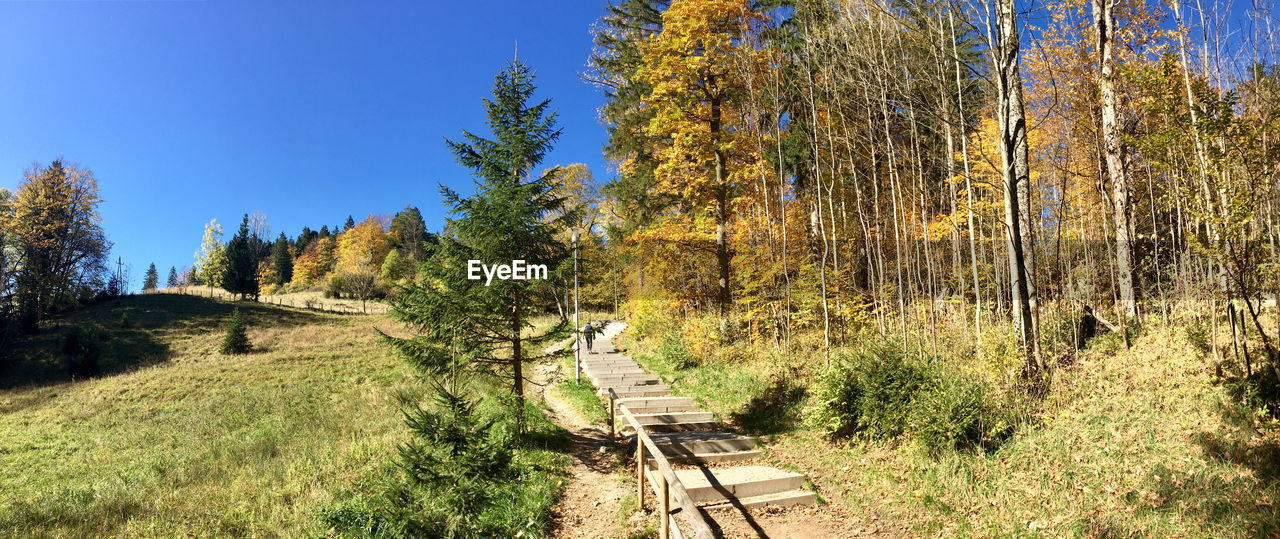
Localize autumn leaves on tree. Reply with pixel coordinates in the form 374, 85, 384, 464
586, 0, 1280, 384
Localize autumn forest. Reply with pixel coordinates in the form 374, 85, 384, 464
1, 0, 1279, 536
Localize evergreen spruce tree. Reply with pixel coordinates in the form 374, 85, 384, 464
166, 266, 179, 287
271, 232, 293, 286
220, 307, 251, 354
343, 215, 355, 232
383, 60, 572, 436
142, 263, 159, 291
222, 214, 260, 300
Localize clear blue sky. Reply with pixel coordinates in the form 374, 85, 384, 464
0, 0, 613, 288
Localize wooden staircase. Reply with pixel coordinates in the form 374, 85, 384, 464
577, 324, 815, 538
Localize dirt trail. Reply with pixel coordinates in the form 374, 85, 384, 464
535, 323, 634, 538
537, 323, 872, 538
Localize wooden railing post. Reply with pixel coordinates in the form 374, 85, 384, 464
609, 393, 616, 439
637, 432, 645, 510
660, 469, 670, 539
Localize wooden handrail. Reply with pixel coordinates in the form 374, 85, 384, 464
608, 388, 717, 539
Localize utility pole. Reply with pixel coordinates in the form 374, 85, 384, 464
573, 231, 581, 384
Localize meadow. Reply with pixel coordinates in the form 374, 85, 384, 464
0, 294, 410, 536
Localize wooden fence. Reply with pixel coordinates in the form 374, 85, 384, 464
608, 388, 715, 539
155, 287, 391, 315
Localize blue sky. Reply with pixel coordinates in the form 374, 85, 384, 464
0, 0, 613, 287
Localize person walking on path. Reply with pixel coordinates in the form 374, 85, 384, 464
583, 322, 595, 352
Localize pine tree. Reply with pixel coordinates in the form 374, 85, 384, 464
220, 307, 251, 354
344, 215, 355, 232
271, 232, 293, 286
383, 60, 572, 435
222, 215, 260, 300
166, 266, 178, 287
142, 263, 159, 291
389, 205, 432, 262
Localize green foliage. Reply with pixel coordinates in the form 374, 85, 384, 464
61, 327, 101, 378
271, 233, 293, 286
117, 311, 130, 328
656, 330, 695, 369
384, 59, 571, 432
1185, 317, 1212, 358
383, 384, 515, 537
223, 215, 260, 299
142, 263, 159, 291
908, 375, 1015, 454
166, 266, 179, 288
194, 219, 227, 287
806, 338, 1017, 453
220, 308, 251, 355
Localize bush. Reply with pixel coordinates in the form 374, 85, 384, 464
324, 273, 345, 299
220, 308, 251, 355
806, 338, 1019, 453
855, 341, 930, 439
62, 327, 102, 378
627, 296, 674, 340
657, 331, 695, 369
806, 339, 924, 440
1185, 316, 1212, 358
908, 375, 1014, 454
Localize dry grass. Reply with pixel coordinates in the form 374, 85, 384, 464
620, 317, 1280, 537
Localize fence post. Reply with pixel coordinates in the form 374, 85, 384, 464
637, 433, 645, 510
660, 470, 670, 539
609, 394, 616, 439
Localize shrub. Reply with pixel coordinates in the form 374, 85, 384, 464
806, 339, 925, 440
324, 273, 345, 299
806, 338, 1019, 453
657, 331, 695, 369
220, 308, 251, 355
627, 296, 675, 340
1184, 316, 1211, 358
118, 311, 130, 328
908, 375, 1014, 454
806, 359, 863, 439
62, 327, 102, 378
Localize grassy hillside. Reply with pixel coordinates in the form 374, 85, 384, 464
621, 323, 1280, 537
0, 294, 411, 536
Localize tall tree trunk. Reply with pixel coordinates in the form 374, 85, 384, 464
1094, 0, 1137, 318
511, 288, 525, 434
987, 0, 1039, 368
711, 93, 732, 320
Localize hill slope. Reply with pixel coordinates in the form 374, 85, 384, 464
0, 294, 410, 536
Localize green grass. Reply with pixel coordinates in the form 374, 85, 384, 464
553, 350, 608, 424
0, 292, 579, 537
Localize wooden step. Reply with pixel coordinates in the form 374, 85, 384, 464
591, 375, 662, 386
582, 360, 638, 367
701, 489, 816, 510
616, 396, 697, 408
656, 448, 762, 464
599, 385, 671, 398
666, 466, 807, 504
648, 431, 758, 455
631, 411, 714, 426
620, 403, 701, 415
584, 367, 647, 376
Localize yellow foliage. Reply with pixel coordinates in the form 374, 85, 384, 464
335, 215, 390, 274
